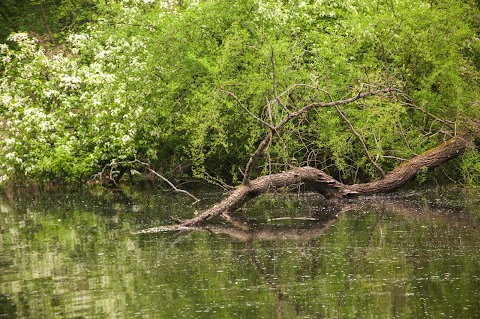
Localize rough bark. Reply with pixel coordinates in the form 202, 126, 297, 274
38, 1, 53, 41
134, 121, 479, 234
173, 129, 474, 227
344, 130, 473, 196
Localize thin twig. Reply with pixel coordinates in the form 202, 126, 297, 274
402, 101, 456, 129
276, 85, 398, 132
335, 105, 385, 178
269, 217, 318, 221
397, 115, 418, 156
96, 159, 200, 205
222, 90, 275, 130
266, 96, 274, 125
243, 131, 273, 184
241, 84, 397, 184
382, 155, 408, 161
146, 167, 200, 204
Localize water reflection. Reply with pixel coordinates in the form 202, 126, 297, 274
0, 189, 479, 318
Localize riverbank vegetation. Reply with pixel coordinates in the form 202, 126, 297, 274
1, 0, 480, 193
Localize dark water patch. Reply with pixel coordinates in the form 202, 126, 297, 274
1, 188, 479, 318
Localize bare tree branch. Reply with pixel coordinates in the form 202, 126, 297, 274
222, 90, 276, 131
334, 105, 386, 178
168, 129, 474, 228
241, 84, 398, 184
275, 85, 397, 132
145, 166, 200, 204
91, 159, 200, 205
401, 101, 456, 129
243, 131, 273, 185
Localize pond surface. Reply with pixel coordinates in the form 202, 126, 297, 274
1, 187, 479, 318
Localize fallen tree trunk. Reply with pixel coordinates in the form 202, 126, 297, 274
344, 130, 474, 196
175, 130, 474, 227
136, 128, 476, 233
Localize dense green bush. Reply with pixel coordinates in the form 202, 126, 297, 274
0, 0, 479, 187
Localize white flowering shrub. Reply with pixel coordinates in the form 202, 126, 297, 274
0, 0, 478, 186
0, 28, 155, 184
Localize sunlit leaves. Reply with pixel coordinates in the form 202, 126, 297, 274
0, 0, 479, 186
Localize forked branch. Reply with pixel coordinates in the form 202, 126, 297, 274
91, 159, 200, 204
234, 84, 397, 184
334, 105, 385, 177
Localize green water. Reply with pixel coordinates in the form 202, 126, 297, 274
0, 188, 479, 318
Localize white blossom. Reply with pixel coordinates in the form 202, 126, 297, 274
43, 89, 58, 98
0, 43, 8, 54
5, 152, 16, 160
60, 74, 82, 89
0, 94, 12, 106
121, 134, 132, 144
0, 175, 9, 184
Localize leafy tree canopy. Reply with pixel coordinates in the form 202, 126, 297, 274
0, 0, 479, 189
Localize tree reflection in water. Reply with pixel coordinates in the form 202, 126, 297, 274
0, 190, 479, 318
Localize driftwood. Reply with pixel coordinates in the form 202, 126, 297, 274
136, 127, 477, 233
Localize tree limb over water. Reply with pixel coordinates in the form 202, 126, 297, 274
91, 159, 200, 204
238, 84, 399, 185
189, 133, 473, 225
135, 121, 478, 234
136, 188, 474, 234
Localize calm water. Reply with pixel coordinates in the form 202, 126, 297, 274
0, 187, 479, 318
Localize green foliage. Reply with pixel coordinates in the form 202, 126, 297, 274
0, 0, 102, 43
460, 145, 480, 186
0, 0, 479, 187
